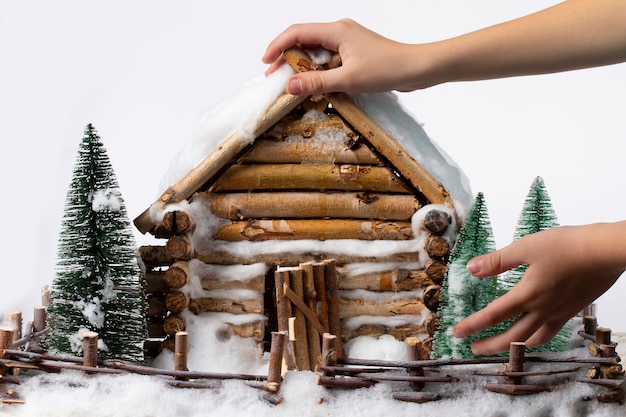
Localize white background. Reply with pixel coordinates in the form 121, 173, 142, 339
2, 1, 625, 331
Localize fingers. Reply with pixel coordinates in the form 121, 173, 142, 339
466, 239, 528, 278
262, 22, 343, 66
469, 312, 546, 355
453, 290, 525, 339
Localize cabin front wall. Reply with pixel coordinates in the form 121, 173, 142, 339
140, 103, 459, 363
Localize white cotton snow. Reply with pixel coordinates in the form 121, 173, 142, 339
157, 64, 296, 194
91, 188, 122, 212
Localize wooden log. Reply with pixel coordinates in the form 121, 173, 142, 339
406, 337, 426, 391
164, 261, 190, 289
193, 250, 419, 266
507, 342, 526, 385
41, 285, 52, 307
7, 312, 22, 340
263, 109, 350, 139
423, 285, 442, 312
205, 191, 420, 221
301, 263, 322, 369
474, 367, 580, 378
596, 327, 612, 345
321, 333, 338, 376
134, 91, 308, 235
154, 210, 196, 238
424, 235, 450, 259
215, 219, 414, 241
227, 320, 265, 340
175, 332, 189, 375
424, 260, 447, 284
163, 315, 186, 336
200, 274, 265, 292
266, 331, 286, 393
598, 389, 626, 404
147, 294, 168, 318
32, 306, 47, 347
240, 136, 381, 165
139, 245, 173, 269
338, 269, 433, 292
82, 331, 99, 368
187, 297, 263, 315
422, 209, 452, 235
274, 269, 289, 333
166, 235, 194, 260
285, 317, 297, 371
338, 295, 426, 319
313, 263, 330, 335
147, 318, 167, 338
165, 291, 190, 314
0, 327, 14, 375
144, 270, 170, 293
324, 260, 344, 358
211, 164, 410, 193
392, 391, 441, 404
341, 322, 428, 342
583, 315, 598, 336
288, 268, 311, 371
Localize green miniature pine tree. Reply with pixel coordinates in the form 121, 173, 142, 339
45, 124, 147, 362
495, 176, 572, 352
433, 193, 497, 359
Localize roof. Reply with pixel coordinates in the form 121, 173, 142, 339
134, 48, 472, 235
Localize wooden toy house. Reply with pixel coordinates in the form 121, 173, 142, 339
134, 48, 472, 370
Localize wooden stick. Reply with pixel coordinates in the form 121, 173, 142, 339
7, 312, 22, 340
507, 342, 525, 385
406, 337, 427, 391
289, 268, 311, 371
321, 333, 338, 376
485, 383, 552, 395
313, 263, 330, 334
82, 331, 99, 368
338, 354, 619, 369
174, 332, 189, 376
301, 263, 322, 369
266, 331, 286, 393
323, 260, 343, 358
392, 391, 441, 404
596, 327, 612, 345
316, 374, 375, 389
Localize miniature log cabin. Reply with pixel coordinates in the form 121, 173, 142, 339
134, 47, 472, 370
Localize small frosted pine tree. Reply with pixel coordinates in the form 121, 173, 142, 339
45, 124, 147, 362
495, 176, 572, 352
433, 192, 497, 359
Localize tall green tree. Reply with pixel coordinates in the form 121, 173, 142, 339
495, 176, 572, 352
433, 193, 497, 359
46, 124, 147, 362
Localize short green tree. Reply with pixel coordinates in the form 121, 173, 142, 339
433, 192, 497, 358
45, 124, 147, 362
495, 176, 572, 352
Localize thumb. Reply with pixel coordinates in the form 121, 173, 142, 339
467, 244, 524, 278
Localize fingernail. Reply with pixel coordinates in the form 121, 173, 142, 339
287, 78, 302, 94
467, 258, 482, 274
452, 325, 467, 339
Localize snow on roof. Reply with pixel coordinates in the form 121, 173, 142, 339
157, 63, 473, 220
